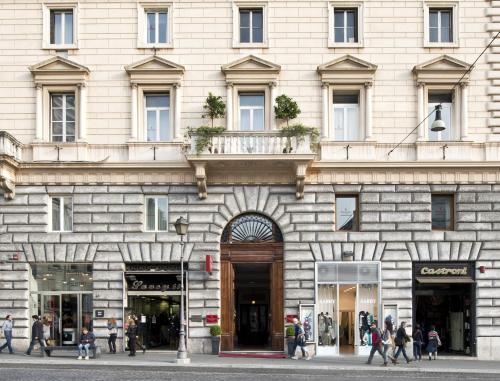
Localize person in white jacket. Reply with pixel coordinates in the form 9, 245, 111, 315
0, 315, 14, 354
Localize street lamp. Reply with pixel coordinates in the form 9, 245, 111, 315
431, 104, 446, 132
174, 216, 190, 364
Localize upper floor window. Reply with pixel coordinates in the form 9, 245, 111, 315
145, 94, 170, 141
51, 196, 73, 232
43, 4, 78, 49
239, 93, 265, 131
328, 2, 363, 47
145, 196, 168, 231
51, 93, 76, 142
239, 9, 263, 43
431, 194, 454, 231
334, 8, 358, 43
232, 2, 268, 47
423, 2, 458, 47
333, 92, 359, 141
428, 91, 452, 141
336, 195, 359, 231
147, 10, 168, 44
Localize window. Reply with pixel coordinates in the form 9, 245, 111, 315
423, 2, 458, 47
137, 3, 173, 48
145, 94, 170, 141
51, 196, 73, 232
335, 195, 358, 231
334, 9, 358, 43
42, 4, 78, 49
431, 194, 454, 230
51, 93, 76, 142
232, 2, 268, 47
145, 196, 168, 231
239, 93, 265, 131
50, 9, 73, 45
146, 10, 168, 44
428, 92, 453, 141
239, 9, 263, 43
328, 2, 363, 47
429, 9, 452, 43
333, 92, 359, 141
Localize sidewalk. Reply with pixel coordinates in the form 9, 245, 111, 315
0, 351, 497, 374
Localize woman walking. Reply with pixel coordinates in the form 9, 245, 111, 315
107, 318, 118, 354
126, 319, 138, 357
0, 315, 14, 354
291, 318, 310, 360
426, 325, 441, 361
393, 321, 411, 364
413, 324, 423, 362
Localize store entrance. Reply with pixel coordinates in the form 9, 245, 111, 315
415, 282, 475, 356
126, 295, 180, 350
234, 263, 270, 349
339, 284, 356, 354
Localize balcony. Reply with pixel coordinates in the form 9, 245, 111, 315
185, 131, 316, 199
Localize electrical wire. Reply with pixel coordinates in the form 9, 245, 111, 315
387, 30, 500, 157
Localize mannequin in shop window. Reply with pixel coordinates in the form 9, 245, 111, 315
318, 312, 335, 346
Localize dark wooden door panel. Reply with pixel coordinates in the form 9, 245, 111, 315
220, 260, 234, 351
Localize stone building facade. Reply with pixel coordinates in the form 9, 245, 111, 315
0, 0, 499, 360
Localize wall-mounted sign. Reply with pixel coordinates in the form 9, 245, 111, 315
95, 310, 105, 318
125, 273, 182, 292
126, 263, 185, 273
190, 315, 203, 323
205, 315, 218, 324
206, 255, 213, 274
286, 314, 298, 323
414, 262, 474, 278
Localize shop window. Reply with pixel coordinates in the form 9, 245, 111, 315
431, 194, 454, 230
335, 195, 359, 231
333, 92, 360, 141
145, 196, 168, 231
428, 91, 453, 141
50, 196, 73, 232
145, 93, 171, 141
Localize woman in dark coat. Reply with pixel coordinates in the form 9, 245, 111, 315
413, 324, 424, 362
126, 319, 138, 357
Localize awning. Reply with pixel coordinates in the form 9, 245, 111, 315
416, 277, 475, 284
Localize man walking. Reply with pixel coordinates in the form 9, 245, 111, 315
366, 321, 386, 366
0, 314, 14, 354
25, 315, 45, 356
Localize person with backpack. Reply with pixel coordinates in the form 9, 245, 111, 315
393, 321, 411, 364
365, 321, 386, 365
291, 318, 310, 360
413, 324, 424, 362
426, 325, 441, 360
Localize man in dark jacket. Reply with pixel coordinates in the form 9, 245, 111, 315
77, 327, 95, 360
25, 315, 45, 356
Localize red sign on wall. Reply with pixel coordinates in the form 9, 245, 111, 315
206, 255, 213, 274
205, 315, 218, 324
286, 315, 298, 323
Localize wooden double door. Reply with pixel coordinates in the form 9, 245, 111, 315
220, 243, 284, 351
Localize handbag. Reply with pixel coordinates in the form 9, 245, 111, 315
297, 334, 306, 346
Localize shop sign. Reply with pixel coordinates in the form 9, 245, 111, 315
415, 262, 473, 278
205, 315, 218, 324
125, 263, 185, 273
286, 314, 298, 323
126, 273, 181, 291
95, 310, 105, 318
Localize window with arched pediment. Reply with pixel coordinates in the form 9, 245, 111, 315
221, 213, 282, 243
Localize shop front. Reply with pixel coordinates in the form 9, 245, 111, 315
29, 263, 93, 346
413, 261, 476, 356
124, 263, 185, 350
315, 261, 381, 356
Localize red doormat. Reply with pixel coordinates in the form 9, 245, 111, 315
219, 352, 288, 359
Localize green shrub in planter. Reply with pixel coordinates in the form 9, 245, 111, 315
210, 324, 222, 355
210, 325, 222, 336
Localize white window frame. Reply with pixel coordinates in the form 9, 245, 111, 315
144, 196, 169, 232
425, 87, 457, 141
137, 85, 174, 141
144, 93, 171, 141
50, 92, 76, 143
333, 98, 360, 141
232, 1, 268, 48
328, 1, 363, 48
42, 3, 78, 50
231, 85, 271, 131
137, 2, 174, 48
42, 85, 80, 142
238, 92, 265, 131
423, 1, 459, 47
328, 85, 366, 140
49, 196, 73, 232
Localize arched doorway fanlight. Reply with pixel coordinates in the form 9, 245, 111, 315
221, 213, 283, 243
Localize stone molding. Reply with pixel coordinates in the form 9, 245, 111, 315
412, 55, 471, 84
317, 55, 377, 84
29, 55, 90, 85
125, 55, 185, 85
221, 55, 280, 85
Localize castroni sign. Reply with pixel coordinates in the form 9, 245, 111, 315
415, 262, 473, 278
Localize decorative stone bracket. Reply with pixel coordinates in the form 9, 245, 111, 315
295, 163, 308, 199
0, 175, 15, 200
194, 163, 207, 200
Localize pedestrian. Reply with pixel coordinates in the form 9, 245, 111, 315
107, 317, 118, 354
393, 321, 411, 364
0, 315, 14, 354
413, 324, 423, 362
77, 327, 95, 360
126, 319, 138, 357
25, 315, 46, 357
382, 320, 394, 365
426, 325, 441, 361
291, 318, 310, 360
365, 321, 386, 365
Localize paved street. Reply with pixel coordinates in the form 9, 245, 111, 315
0, 364, 494, 381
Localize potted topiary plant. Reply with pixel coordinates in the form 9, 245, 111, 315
189, 93, 227, 154
274, 94, 318, 153
285, 324, 296, 358
209, 324, 222, 355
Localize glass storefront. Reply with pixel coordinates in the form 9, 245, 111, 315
30, 264, 93, 346
316, 262, 381, 356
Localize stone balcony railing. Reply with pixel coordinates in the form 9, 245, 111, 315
0, 131, 23, 162
189, 131, 314, 155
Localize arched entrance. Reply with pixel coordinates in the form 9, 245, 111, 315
220, 213, 284, 351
